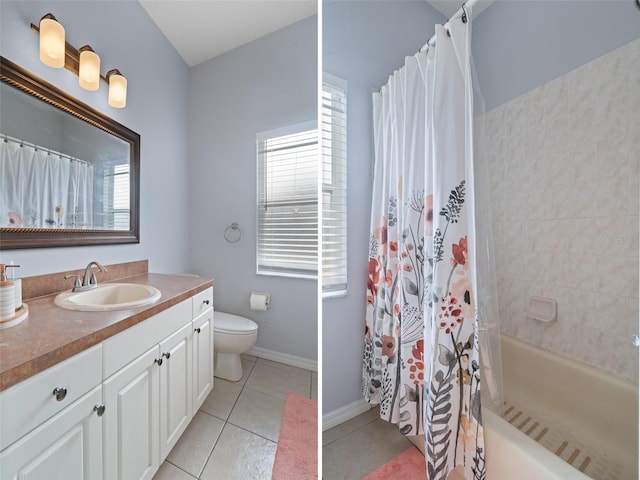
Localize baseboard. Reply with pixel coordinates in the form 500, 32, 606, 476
247, 346, 317, 372
322, 398, 372, 431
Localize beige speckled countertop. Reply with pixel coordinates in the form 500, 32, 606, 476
0, 273, 214, 391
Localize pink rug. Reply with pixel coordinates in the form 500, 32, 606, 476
362, 446, 427, 480
271, 393, 318, 480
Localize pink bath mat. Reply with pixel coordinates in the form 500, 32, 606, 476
271, 393, 318, 480
362, 446, 426, 480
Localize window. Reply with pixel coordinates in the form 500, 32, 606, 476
102, 163, 130, 230
257, 122, 318, 278
322, 75, 347, 296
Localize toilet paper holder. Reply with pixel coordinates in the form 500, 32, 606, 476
250, 291, 271, 311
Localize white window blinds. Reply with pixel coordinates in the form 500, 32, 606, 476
322, 77, 348, 295
102, 162, 130, 230
257, 123, 318, 278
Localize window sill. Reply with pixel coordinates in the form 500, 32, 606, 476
257, 271, 317, 281
322, 289, 348, 300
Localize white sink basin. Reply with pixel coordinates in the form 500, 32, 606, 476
55, 283, 161, 311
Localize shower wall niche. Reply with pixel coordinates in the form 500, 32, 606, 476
481, 37, 639, 383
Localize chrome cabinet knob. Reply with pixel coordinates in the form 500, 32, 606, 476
154, 358, 163, 366
52, 387, 67, 401
93, 405, 106, 417
195, 327, 201, 334
203, 300, 210, 305
162, 352, 171, 360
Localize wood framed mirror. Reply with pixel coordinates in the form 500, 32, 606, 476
0, 56, 140, 249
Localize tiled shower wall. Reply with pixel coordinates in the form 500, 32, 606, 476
480, 38, 639, 383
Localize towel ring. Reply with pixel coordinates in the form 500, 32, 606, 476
224, 222, 242, 243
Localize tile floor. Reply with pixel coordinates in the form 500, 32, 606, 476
322, 407, 414, 480
153, 354, 317, 480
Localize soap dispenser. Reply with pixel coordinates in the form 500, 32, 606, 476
0, 264, 16, 321
8, 261, 21, 311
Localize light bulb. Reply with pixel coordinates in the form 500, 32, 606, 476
78, 46, 100, 91
108, 70, 127, 108
39, 14, 65, 68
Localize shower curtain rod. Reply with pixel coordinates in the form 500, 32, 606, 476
420, 0, 480, 52
2, 134, 90, 166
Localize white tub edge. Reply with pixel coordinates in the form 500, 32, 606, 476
484, 408, 590, 480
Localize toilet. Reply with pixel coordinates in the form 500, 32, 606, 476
214, 312, 259, 381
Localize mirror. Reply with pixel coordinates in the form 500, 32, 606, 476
0, 56, 140, 249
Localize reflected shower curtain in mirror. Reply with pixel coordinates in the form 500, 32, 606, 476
362, 18, 487, 480
0, 140, 93, 228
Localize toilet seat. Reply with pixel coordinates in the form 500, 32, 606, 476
215, 312, 258, 335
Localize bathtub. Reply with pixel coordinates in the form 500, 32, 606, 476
410, 334, 638, 479
412, 410, 603, 479
485, 334, 639, 480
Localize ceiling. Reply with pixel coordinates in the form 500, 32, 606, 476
428, 0, 494, 20
139, 0, 492, 68
139, 0, 318, 67
428, 0, 466, 17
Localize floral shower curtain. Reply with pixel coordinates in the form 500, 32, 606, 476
363, 16, 486, 480
0, 140, 94, 228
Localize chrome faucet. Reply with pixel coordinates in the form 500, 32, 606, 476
65, 261, 108, 292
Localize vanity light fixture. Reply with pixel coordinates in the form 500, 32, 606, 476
31, 14, 128, 108
106, 69, 127, 108
38, 14, 65, 68
78, 46, 100, 91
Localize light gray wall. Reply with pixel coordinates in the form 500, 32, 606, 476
187, 16, 318, 362
0, 1, 189, 277
472, 0, 640, 111
322, 1, 446, 414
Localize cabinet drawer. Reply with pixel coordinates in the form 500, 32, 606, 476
103, 300, 191, 379
192, 288, 213, 319
0, 344, 102, 451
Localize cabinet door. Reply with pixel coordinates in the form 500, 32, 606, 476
192, 308, 214, 413
0, 386, 103, 480
159, 322, 192, 460
103, 346, 160, 480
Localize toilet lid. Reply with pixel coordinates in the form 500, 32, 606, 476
215, 312, 258, 335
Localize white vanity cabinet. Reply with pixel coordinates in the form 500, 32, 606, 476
192, 289, 214, 413
0, 345, 104, 480
101, 287, 214, 480
0, 286, 214, 480
102, 299, 192, 480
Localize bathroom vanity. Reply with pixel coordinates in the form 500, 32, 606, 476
0, 265, 214, 480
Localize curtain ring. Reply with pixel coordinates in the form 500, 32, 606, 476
224, 222, 241, 243
461, 2, 468, 23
